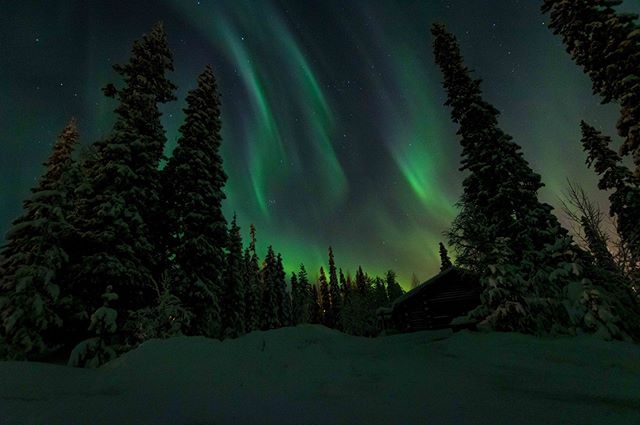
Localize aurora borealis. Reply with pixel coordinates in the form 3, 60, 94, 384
2, 0, 639, 287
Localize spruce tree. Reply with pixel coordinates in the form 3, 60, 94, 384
290, 272, 301, 325
373, 277, 389, 309
309, 283, 322, 324
439, 242, 453, 271
318, 267, 330, 325
243, 224, 262, 332
327, 247, 341, 328
260, 246, 281, 330
385, 270, 404, 304
543, 0, 640, 176
431, 24, 605, 335
221, 215, 246, 338
276, 253, 291, 326
0, 119, 79, 359
297, 264, 312, 324
161, 65, 227, 338
70, 23, 176, 316
580, 121, 640, 269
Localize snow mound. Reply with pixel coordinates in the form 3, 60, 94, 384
0, 325, 639, 424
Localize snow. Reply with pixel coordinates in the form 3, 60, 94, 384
0, 325, 639, 424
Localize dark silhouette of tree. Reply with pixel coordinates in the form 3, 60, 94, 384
580, 121, 640, 272
70, 23, 177, 318
385, 270, 404, 304
327, 247, 341, 327
221, 215, 246, 338
0, 119, 79, 360
543, 0, 640, 177
244, 224, 262, 332
276, 253, 291, 326
431, 23, 620, 336
318, 267, 330, 325
161, 65, 226, 338
260, 246, 281, 330
439, 242, 453, 271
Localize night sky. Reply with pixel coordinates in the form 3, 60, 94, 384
2, 0, 638, 287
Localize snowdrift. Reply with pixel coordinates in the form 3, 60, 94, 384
0, 325, 639, 424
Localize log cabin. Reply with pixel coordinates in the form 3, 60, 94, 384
377, 267, 481, 333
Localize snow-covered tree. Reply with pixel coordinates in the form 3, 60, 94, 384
69, 23, 176, 317
327, 247, 341, 328
543, 0, 640, 176
0, 119, 79, 360
318, 267, 330, 325
161, 65, 227, 338
431, 24, 623, 336
221, 215, 246, 338
123, 272, 193, 343
276, 253, 291, 326
260, 246, 281, 330
243, 224, 262, 332
68, 286, 119, 368
580, 122, 640, 273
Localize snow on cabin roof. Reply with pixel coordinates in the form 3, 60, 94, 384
389, 266, 477, 310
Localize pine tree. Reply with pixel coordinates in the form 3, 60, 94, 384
373, 277, 389, 309
431, 24, 601, 335
161, 65, 227, 338
260, 246, 281, 330
221, 215, 246, 338
68, 286, 119, 368
297, 264, 313, 324
290, 272, 300, 325
276, 253, 291, 326
243, 225, 262, 332
354, 266, 368, 296
580, 121, 640, 270
309, 283, 322, 324
318, 267, 330, 325
327, 247, 341, 328
542, 0, 640, 176
70, 23, 176, 317
439, 242, 453, 271
0, 119, 79, 360
385, 270, 404, 304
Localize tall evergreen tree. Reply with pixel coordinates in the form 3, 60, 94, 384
243, 224, 262, 332
580, 121, 640, 270
431, 24, 615, 336
297, 264, 313, 324
385, 270, 404, 304
290, 272, 301, 325
309, 283, 322, 324
0, 119, 79, 359
318, 267, 330, 325
373, 277, 389, 309
221, 215, 246, 338
70, 23, 176, 317
327, 247, 341, 328
260, 246, 281, 330
161, 65, 226, 338
543, 0, 640, 176
276, 253, 291, 326
439, 242, 453, 271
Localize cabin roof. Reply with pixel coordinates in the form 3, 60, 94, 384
390, 266, 478, 310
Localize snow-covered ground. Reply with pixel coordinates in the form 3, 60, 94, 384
0, 325, 638, 424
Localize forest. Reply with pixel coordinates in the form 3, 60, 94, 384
1, 0, 640, 372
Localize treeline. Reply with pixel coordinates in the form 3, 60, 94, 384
0, 23, 405, 367
428, 0, 640, 341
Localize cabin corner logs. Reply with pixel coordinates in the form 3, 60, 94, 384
377, 267, 481, 333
